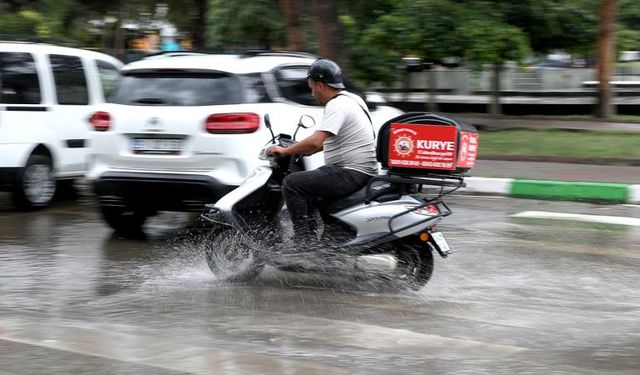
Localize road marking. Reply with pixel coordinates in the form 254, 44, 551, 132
510, 211, 640, 226
0, 316, 351, 375
239, 314, 528, 358
0, 304, 527, 372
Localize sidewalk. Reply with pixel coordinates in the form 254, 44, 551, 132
464, 160, 640, 204
447, 113, 640, 133
472, 160, 640, 184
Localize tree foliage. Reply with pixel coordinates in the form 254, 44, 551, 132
0, 6, 45, 37
0, 0, 201, 47
207, 0, 285, 51
2, 0, 640, 87
486, 0, 598, 55
618, 0, 640, 52
341, 0, 530, 85
341, 12, 406, 86
396, 0, 468, 60
462, 18, 530, 68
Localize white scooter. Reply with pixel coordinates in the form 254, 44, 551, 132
200, 114, 464, 290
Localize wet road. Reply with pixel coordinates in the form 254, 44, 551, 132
1, 193, 639, 374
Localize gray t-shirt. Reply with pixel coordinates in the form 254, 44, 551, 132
318, 91, 378, 176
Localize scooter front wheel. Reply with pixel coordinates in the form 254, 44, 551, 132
204, 227, 264, 282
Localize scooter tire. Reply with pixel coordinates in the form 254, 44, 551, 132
204, 227, 264, 282
391, 243, 434, 292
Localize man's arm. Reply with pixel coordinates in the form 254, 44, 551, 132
267, 130, 332, 158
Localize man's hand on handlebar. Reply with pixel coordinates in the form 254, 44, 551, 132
266, 145, 287, 158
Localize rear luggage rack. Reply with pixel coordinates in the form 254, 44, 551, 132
387, 199, 452, 237
364, 174, 465, 204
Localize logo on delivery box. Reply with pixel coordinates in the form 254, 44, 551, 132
457, 131, 479, 168
388, 123, 459, 170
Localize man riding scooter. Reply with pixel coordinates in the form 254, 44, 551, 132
267, 58, 377, 245
200, 59, 476, 289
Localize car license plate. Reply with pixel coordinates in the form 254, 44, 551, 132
430, 231, 450, 252
132, 138, 183, 154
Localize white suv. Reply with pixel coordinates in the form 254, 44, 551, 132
86, 51, 403, 232
0, 42, 123, 208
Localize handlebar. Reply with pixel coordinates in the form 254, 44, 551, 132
279, 137, 296, 148
259, 134, 297, 160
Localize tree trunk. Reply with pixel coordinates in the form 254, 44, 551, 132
489, 63, 502, 115
192, 0, 208, 50
596, 0, 618, 118
101, 18, 112, 54
426, 64, 439, 112
403, 70, 411, 104
113, 13, 126, 61
311, 1, 347, 68
281, 0, 304, 51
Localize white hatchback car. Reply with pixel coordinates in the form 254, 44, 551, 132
0, 42, 122, 208
87, 51, 403, 232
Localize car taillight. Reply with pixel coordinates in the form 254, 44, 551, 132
89, 111, 111, 132
205, 113, 260, 134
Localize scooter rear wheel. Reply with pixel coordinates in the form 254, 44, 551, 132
390, 243, 434, 291
204, 227, 264, 282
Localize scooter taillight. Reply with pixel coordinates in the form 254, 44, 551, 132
426, 204, 440, 215
409, 204, 440, 217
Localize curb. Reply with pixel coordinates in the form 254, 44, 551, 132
461, 177, 640, 204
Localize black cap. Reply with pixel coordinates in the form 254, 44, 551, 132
307, 58, 345, 89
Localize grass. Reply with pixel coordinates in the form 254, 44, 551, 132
566, 114, 640, 122
478, 129, 640, 160
605, 115, 640, 122
616, 61, 640, 68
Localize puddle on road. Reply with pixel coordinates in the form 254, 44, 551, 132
115, 224, 425, 300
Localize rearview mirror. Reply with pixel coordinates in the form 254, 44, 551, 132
298, 115, 316, 129
264, 114, 272, 129
294, 115, 316, 140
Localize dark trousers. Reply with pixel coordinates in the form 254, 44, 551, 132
283, 165, 371, 239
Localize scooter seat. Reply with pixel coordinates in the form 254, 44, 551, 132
324, 180, 406, 214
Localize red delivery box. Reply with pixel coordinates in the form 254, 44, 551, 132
377, 113, 479, 176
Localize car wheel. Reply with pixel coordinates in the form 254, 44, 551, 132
100, 205, 148, 233
13, 154, 56, 209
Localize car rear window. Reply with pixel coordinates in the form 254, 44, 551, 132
109, 72, 269, 106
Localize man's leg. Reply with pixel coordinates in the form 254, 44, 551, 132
282, 166, 370, 240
